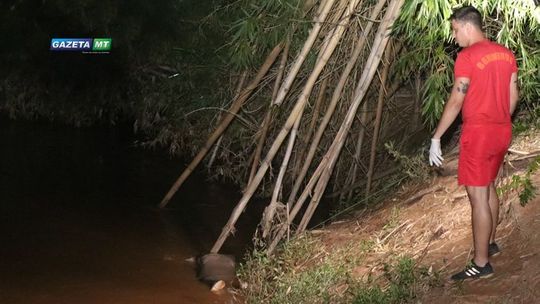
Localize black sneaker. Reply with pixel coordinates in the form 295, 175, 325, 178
450, 261, 494, 281
488, 242, 501, 257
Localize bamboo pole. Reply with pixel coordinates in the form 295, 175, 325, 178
365, 40, 392, 197
211, 0, 362, 253
210, 88, 309, 253
316, 0, 349, 62
208, 71, 248, 169
158, 43, 283, 209
291, 76, 329, 179
296, 0, 404, 233
262, 116, 301, 238
207, 135, 223, 170
306, 77, 329, 150
247, 39, 291, 184
268, 0, 404, 252
272, 0, 337, 106
267, 156, 328, 253
286, 0, 388, 206
346, 100, 369, 200
272, 38, 292, 101
275, 0, 357, 206
339, 72, 360, 201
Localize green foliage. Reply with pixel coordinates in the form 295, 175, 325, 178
215, 0, 308, 70
385, 141, 430, 181
353, 257, 439, 304
498, 155, 540, 206
394, 0, 540, 128
238, 235, 350, 304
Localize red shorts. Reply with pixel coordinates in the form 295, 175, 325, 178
458, 123, 511, 186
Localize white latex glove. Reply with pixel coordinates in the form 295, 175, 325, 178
429, 138, 444, 167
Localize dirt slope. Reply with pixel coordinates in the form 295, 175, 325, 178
318, 133, 540, 303
421, 173, 540, 303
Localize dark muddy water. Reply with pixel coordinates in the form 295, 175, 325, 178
0, 118, 266, 304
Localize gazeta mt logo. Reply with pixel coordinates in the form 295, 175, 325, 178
50, 38, 112, 52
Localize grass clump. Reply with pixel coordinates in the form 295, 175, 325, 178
385, 141, 431, 182
353, 257, 440, 304
238, 233, 440, 303
238, 235, 352, 303
498, 155, 540, 207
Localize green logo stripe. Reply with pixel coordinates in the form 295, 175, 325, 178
92, 38, 112, 51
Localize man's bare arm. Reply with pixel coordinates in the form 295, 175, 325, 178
433, 77, 469, 139
509, 72, 519, 115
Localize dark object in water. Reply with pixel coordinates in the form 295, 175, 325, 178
196, 253, 237, 286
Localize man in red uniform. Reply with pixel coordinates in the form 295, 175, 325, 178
428, 6, 519, 281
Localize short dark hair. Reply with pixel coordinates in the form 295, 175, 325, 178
450, 6, 483, 30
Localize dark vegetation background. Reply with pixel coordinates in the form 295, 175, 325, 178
0, 0, 230, 136
1, 0, 538, 201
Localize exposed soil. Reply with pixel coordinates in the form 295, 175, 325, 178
316, 131, 540, 303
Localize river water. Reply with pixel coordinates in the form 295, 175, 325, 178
0, 118, 266, 303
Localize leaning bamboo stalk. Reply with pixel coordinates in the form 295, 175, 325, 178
207, 135, 223, 170
269, 0, 404, 250
262, 0, 358, 211
366, 42, 392, 196
292, 76, 329, 179
286, 0, 388, 206
287, 0, 350, 181
211, 86, 309, 253
267, 156, 328, 254
158, 43, 283, 209
273, 0, 337, 106
248, 109, 272, 184
297, 146, 337, 232
248, 38, 291, 184
306, 77, 329, 148
346, 100, 369, 200
272, 37, 292, 102
296, 0, 404, 234
208, 71, 248, 169
211, 0, 359, 253
262, 116, 301, 238
316, 0, 349, 62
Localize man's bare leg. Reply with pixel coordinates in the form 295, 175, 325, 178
466, 185, 491, 266
488, 182, 499, 243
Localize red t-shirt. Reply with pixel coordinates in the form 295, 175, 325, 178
454, 40, 518, 125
